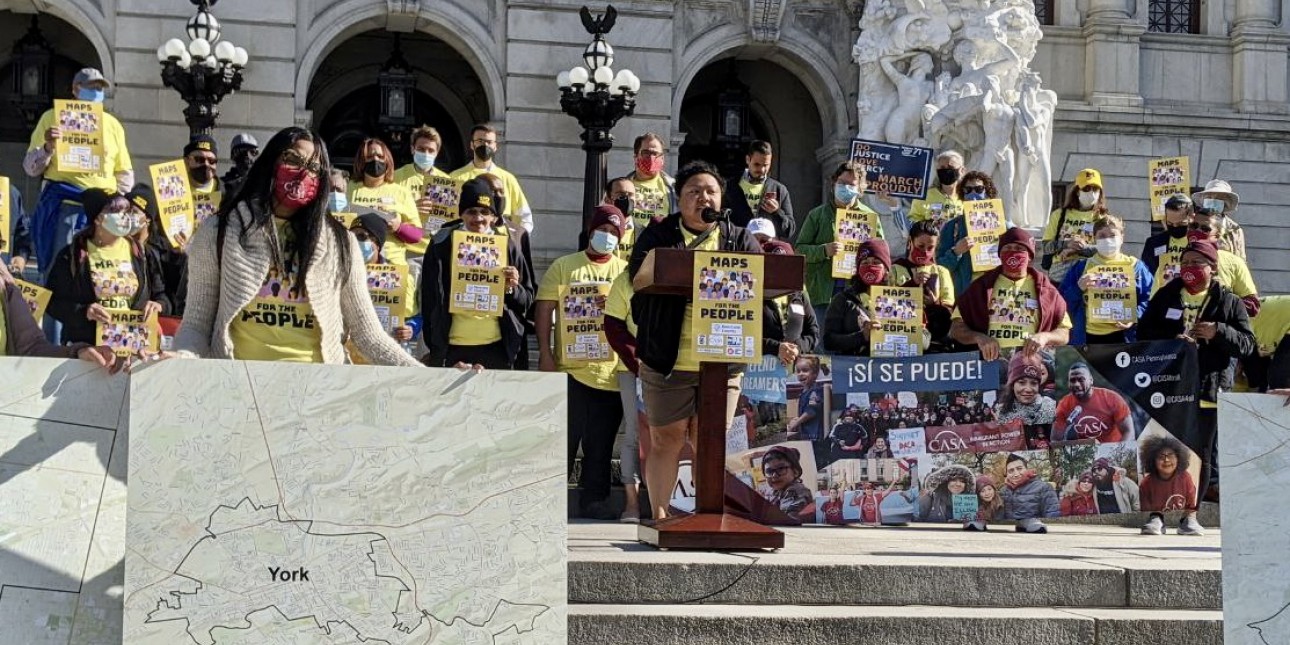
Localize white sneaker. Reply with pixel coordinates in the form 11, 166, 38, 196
1141, 515, 1166, 535
963, 520, 987, 531
1178, 516, 1206, 536
1015, 518, 1048, 534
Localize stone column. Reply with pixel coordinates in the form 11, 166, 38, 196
1081, 0, 1145, 107
1231, 0, 1290, 113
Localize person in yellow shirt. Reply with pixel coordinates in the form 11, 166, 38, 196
604, 177, 638, 262
625, 132, 676, 230
394, 125, 455, 237
1042, 168, 1109, 283
348, 138, 423, 264
1242, 296, 1290, 392
536, 206, 629, 520
908, 150, 965, 231
184, 134, 222, 226
891, 220, 956, 350
1059, 215, 1154, 344
24, 68, 134, 286
449, 124, 534, 233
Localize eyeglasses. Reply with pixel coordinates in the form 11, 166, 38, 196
1188, 222, 1213, 233
764, 466, 791, 477
279, 150, 322, 176
188, 154, 217, 166
637, 150, 664, 158
470, 138, 496, 146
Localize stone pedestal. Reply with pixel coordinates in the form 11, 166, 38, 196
1230, 0, 1290, 115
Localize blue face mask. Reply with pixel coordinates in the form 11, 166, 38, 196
413, 151, 436, 170
965, 190, 987, 201
834, 184, 859, 205
328, 192, 348, 213
77, 87, 105, 103
359, 240, 377, 262
589, 230, 619, 255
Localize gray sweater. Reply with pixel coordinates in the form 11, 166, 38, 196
175, 202, 420, 367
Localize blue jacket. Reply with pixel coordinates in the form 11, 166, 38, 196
1058, 256, 1154, 345
935, 216, 973, 297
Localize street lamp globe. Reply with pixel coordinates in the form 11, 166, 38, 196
569, 66, 590, 88
188, 37, 211, 59
583, 37, 613, 71
593, 66, 614, 87
187, 8, 221, 44
557, 70, 572, 89
164, 38, 187, 60
214, 41, 236, 62
232, 47, 249, 68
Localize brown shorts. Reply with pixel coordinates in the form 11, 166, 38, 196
639, 364, 742, 428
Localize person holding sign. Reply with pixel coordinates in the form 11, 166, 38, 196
935, 170, 1004, 296
627, 161, 761, 521
184, 135, 223, 231
421, 178, 534, 369
3, 179, 34, 279
46, 189, 167, 347
536, 206, 628, 520
625, 133, 676, 230
348, 139, 424, 262
449, 125, 534, 234
823, 239, 896, 356
797, 161, 886, 324
395, 125, 451, 198
349, 213, 418, 347
123, 186, 186, 319
1140, 240, 1256, 512
1059, 215, 1153, 344
760, 240, 818, 364
908, 150, 965, 230
893, 221, 956, 350
174, 127, 420, 367
950, 227, 1070, 361
1041, 168, 1109, 283
0, 259, 116, 368
723, 140, 795, 240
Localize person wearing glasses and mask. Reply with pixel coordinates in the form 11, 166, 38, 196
624, 133, 676, 230
184, 134, 222, 226
1191, 180, 1246, 260
1186, 204, 1260, 316
174, 126, 420, 367
1041, 168, 1109, 284
1141, 193, 1196, 294
935, 170, 1005, 297
449, 124, 534, 234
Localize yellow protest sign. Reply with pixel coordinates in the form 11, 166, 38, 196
0, 176, 9, 254
421, 175, 461, 236
149, 160, 195, 249
831, 208, 880, 279
53, 99, 105, 174
332, 211, 358, 228
1148, 157, 1190, 223
559, 282, 612, 362
193, 189, 222, 225
97, 309, 160, 358
988, 278, 1038, 349
1085, 263, 1136, 325
869, 285, 923, 357
366, 263, 409, 332
966, 199, 1007, 273
15, 279, 52, 324
449, 230, 506, 317
692, 251, 763, 364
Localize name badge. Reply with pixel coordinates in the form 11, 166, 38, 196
1165, 308, 1183, 320
1155, 245, 1167, 257
1025, 299, 1038, 309
120, 262, 133, 273
790, 303, 805, 315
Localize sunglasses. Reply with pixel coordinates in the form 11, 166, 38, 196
279, 150, 322, 175
963, 184, 986, 192
1188, 223, 1213, 233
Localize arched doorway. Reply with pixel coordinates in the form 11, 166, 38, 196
678, 58, 826, 215
307, 29, 489, 174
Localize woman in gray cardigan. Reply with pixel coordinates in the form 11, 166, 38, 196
174, 127, 419, 367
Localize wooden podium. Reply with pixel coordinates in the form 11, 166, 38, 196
632, 248, 805, 550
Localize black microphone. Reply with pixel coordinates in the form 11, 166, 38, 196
701, 208, 730, 223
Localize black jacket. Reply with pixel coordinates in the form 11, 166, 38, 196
146, 218, 189, 316
628, 213, 762, 374
419, 222, 536, 367
763, 290, 818, 356
724, 176, 796, 240
1139, 278, 1256, 402
46, 236, 170, 344
822, 285, 874, 356
1139, 229, 1185, 276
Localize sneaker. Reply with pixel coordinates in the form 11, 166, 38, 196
963, 520, 987, 531
579, 500, 619, 521
1141, 515, 1166, 536
1178, 516, 1206, 536
618, 510, 640, 524
1014, 518, 1048, 534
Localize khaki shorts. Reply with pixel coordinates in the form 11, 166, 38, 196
639, 364, 742, 428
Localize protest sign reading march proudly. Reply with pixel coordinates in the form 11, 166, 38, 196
966, 199, 1007, 272
831, 207, 881, 278
869, 285, 923, 357
848, 139, 933, 200
559, 282, 612, 362
53, 99, 105, 173
449, 230, 506, 316
365, 263, 409, 332
149, 160, 195, 249
421, 175, 461, 235
691, 251, 762, 364
97, 309, 160, 358
1149, 157, 1190, 222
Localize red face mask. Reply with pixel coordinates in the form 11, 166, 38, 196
909, 247, 935, 266
636, 156, 664, 176
1001, 251, 1029, 274
859, 265, 887, 286
1180, 266, 1208, 291
273, 164, 320, 211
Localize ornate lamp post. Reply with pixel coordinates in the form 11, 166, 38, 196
377, 35, 416, 148
9, 16, 55, 130
155, 0, 249, 136
557, 5, 641, 232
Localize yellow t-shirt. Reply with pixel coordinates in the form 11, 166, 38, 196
908, 187, 962, 230
1080, 253, 1139, 336
449, 163, 530, 231
952, 275, 1073, 349
739, 178, 767, 213
87, 240, 138, 310
605, 271, 637, 374
1042, 207, 1097, 248
1217, 249, 1257, 299
1252, 296, 1290, 356
1181, 288, 1206, 330
537, 251, 628, 390
348, 182, 420, 261
630, 173, 671, 230
891, 263, 956, 308
27, 108, 132, 190
449, 314, 502, 346
614, 224, 637, 263
395, 163, 458, 242
675, 226, 721, 372
229, 219, 323, 362
1149, 235, 1191, 296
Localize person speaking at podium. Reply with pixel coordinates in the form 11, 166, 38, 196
628, 161, 761, 521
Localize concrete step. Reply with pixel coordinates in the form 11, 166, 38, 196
569, 605, 1223, 645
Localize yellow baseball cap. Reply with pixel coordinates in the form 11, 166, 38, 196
1074, 169, 1102, 189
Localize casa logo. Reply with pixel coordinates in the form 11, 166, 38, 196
1070, 416, 1109, 439
1162, 494, 1187, 511
927, 430, 968, 452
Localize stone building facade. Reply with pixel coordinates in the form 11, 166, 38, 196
1, 0, 1287, 291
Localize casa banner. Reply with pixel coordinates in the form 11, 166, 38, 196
869, 285, 923, 357
1148, 157, 1190, 223
831, 207, 881, 279
365, 263, 409, 332
149, 160, 195, 249
53, 99, 105, 174
723, 341, 1202, 526
421, 175, 461, 235
97, 309, 160, 358
15, 279, 52, 324
848, 138, 932, 200
966, 199, 1007, 272
691, 251, 762, 364
449, 230, 506, 317
0, 176, 9, 254
559, 282, 612, 362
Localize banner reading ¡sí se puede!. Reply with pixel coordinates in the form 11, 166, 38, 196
449, 230, 506, 317
966, 198, 1007, 273
149, 160, 195, 249
831, 207, 881, 279
848, 138, 933, 200
692, 251, 762, 364
53, 99, 105, 174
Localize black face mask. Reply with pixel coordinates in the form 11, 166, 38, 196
936, 167, 960, 185
233, 149, 257, 170
189, 165, 214, 185
363, 159, 388, 179
1167, 224, 1189, 239
613, 196, 634, 219
473, 145, 495, 162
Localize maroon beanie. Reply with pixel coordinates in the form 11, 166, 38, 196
588, 205, 626, 238
856, 239, 892, 271
1079, 471, 1095, 484
1007, 352, 1047, 384
1182, 240, 1219, 266
999, 227, 1036, 257
763, 239, 795, 255
975, 475, 996, 493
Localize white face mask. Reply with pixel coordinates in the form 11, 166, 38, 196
1077, 190, 1099, 209
101, 210, 133, 237
1095, 236, 1122, 258
589, 230, 619, 255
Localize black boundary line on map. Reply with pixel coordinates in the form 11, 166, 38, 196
0, 583, 80, 601
425, 598, 554, 638
1248, 600, 1290, 645
142, 497, 412, 645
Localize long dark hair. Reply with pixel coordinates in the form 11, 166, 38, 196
217, 127, 350, 295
